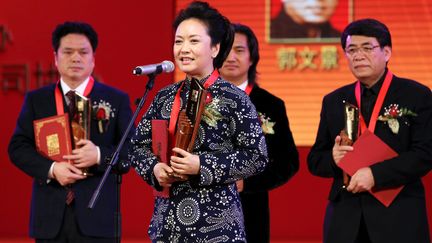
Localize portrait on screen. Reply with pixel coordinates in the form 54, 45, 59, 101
267, 0, 352, 43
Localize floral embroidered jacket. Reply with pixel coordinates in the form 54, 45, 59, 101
129, 76, 268, 242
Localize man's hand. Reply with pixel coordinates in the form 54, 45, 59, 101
63, 139, 98, 168
52, 162, 86, 186
332, 135, 354, 164
346, 167, 375, 193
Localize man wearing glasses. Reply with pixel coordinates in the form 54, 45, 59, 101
308, 18, 432, 243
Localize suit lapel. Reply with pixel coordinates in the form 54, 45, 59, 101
381, 75, 402, 109
339, 82, 358, 108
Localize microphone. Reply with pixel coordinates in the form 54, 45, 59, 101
132, 60, 175, 75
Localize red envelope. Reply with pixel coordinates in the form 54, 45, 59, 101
151, 119, 170, 198
338, 129, 402, 207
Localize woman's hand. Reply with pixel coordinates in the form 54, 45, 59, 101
153, 163, 178, 187
170, 147, 200, 175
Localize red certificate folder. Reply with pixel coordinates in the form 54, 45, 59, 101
151, 119, 170, 198
33, 113, 72, 162
338, 130, 403, 207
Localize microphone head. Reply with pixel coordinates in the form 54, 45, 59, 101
161, 60, 175, 73
132, 68, 141, 75
132, 60, 175, 75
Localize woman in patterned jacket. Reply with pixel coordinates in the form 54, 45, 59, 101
129, 1, 268, 242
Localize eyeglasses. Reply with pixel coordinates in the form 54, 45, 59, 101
345, 45, 381, 56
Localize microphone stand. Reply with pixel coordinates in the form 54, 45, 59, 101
88, 72, 158, 243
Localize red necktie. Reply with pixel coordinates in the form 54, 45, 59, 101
66, 188, 74, 205
66, 90, 76, 120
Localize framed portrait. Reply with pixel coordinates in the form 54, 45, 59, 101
267, 0, 353, 43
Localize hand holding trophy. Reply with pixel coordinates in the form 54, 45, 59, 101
71, 92, 92, 176
168, 78, 208, 180
339, 101, 359, 188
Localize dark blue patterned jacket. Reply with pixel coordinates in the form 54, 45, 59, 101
129, 76, 268, 242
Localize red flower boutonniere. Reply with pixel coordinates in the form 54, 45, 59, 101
258, 112, 275, 135
377, 104, 417, 134
93, 100, 113, 133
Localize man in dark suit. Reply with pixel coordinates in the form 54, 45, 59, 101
307, 18, 432, 243
220, 23, 299, 243
8, 21, 132, 242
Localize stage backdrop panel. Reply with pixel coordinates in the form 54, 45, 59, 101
1, 0, 431, 241
175, 0, 432, 146
0, 0, 175, 238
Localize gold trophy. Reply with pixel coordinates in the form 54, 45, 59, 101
169, 78, 208, 179
339, 101, 359, 188
71, 92, 92, 176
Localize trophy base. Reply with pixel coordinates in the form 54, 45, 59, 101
167, 171, 188, 181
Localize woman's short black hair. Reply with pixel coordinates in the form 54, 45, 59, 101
173, 1, 234, 69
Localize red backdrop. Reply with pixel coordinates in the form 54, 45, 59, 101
0, 0, 175, 239
1, 0, 431, 241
